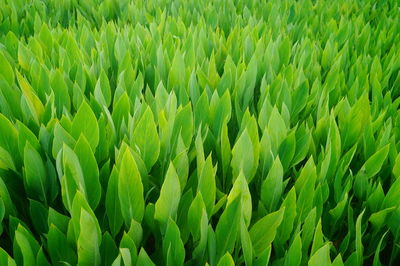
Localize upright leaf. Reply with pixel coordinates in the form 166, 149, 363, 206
71, 101, 99, 151
163, 218, 185, 266
106, 167, 123, 236
77, 209, 101, 266
231, 129, 254, 181
74, 135, 101, 209
227, 171, 252, 226
131, 106, 160, 170
118, 150, 144, 225
249, 208, 285, 254
308, 243, 331, 266
284, 232, 302, 266
23, 142, 48, 204
155, 163, 181, 226
215, 196, 241, 261
198, 155, 216, 217
261, 156, 283, 212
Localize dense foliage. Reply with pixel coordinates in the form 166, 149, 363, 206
0, 0, 400, 265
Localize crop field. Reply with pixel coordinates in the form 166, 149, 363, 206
0, 0, 400, 265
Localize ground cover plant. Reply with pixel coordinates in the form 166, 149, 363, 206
0, 0, 400, 265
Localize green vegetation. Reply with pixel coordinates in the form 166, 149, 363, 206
0, 0, 399, 265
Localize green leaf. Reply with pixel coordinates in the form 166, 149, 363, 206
194, 90, 209, 128
276, 187, 297, 244
13, 225, 40, 266
137, 248, 155, 266
308, 243, 331, 266
296, 158, 317, 221
51, 70, 71, 117
284, 232, 302, 266
249, 208, 285, 254
268, 106, 287, 149
17, 121, 40, 159
291, 82, 308, 118
100, 233, 118, 266
24, 142, 48, 203
47, 208, 70, 233
119, 248, 133, 266
321, 38, 334, 69
240, 216, 253, 266
61, 144, 85, 211
242, 57, 258, 108
259, 130, 273, 178
195, 128, 206, 172
217, 252, 235, 266
359, 144, 390, 179
370, 56, 382, 81
355, 210, 365, 265
279, 36, 291, 67
238, 112, 260, 182
168, 49, 185, 90
310, 219, 324, 256
112, 92, 130, 134
36, 247, 50, 266
47, 225, 77, 265
292, 124, 311, 166
52, 122, 76, 159
0, 146, 16, 171
341, 93, 370, 150
94, 69, 112, 107
0, 178, 16, 218
70, 191, 101, 243
332, 254, 344, 266
261, 156, 283, 212
126, 219, 143, 248
191, 198, 208, 260
18, 42, 34, 71
253, 245, 272, 266
198, 155, 217, 218
155, 162, 181, 226
278, 131, 296, 171
131, 106, 160, 170
0, 52, 14, 85
111, 254, 122, 266
74, 135, 101, 210
215, 196, 241, 261
163, 218, 185, 266
369, 207, 395, 230
295, 157, 316, 192
367, 183, 384, 213
173, 104, 194, 148
227, 171, 252, 226
188, 192, 207, 240
0, 199, 3, 234
231, 128, 254, 181
392, 153, 400, 178
29, 200, 48, 235
373, 232, 387, 266
118, 149, 144, 225
0, 247, 16, 266
220, 119, 232, 180
106, 167, 123, 236
211, 90, 232, 137
207, 225, 217, 265
120, 234, 137, 263
0, 114, 19, 167
172, 134, 189, 189
71, 101, 99, 151
77, 209, 101, 266
382, 176, 400, 209
302, 208, 317, 258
